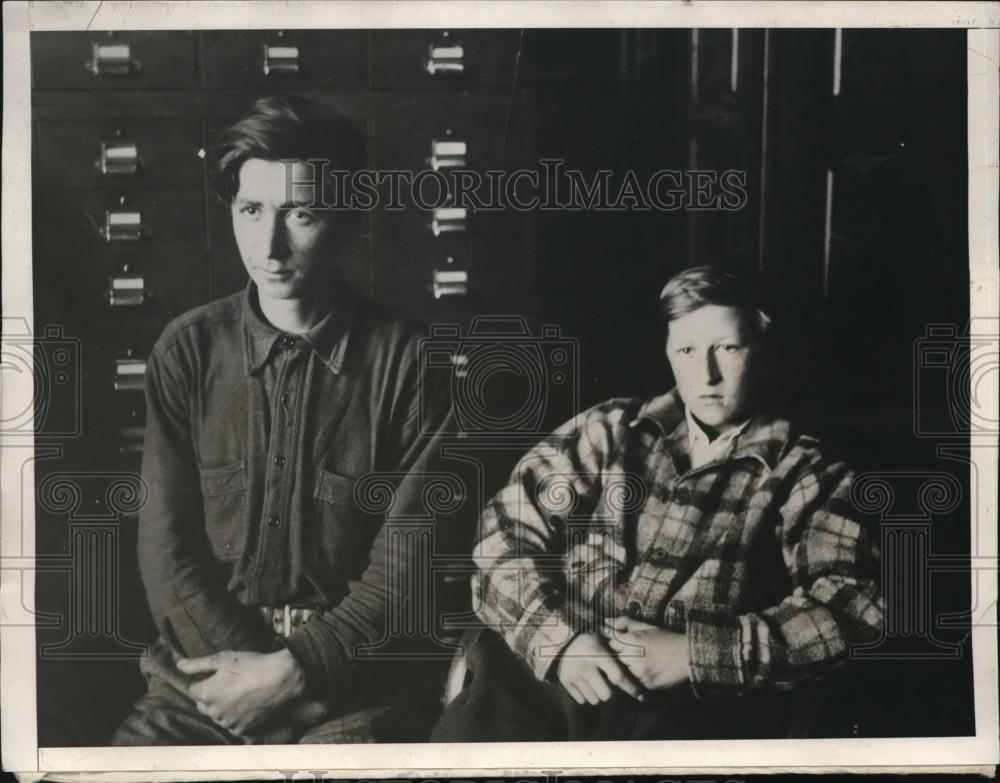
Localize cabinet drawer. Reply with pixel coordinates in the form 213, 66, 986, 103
108, 252, 210, 320
31, 32, 197, 90
42, 189, 207, 251
202, 31, 364, 88
76, 317, 166, 446
372, 212, 530, 319
49, 252, 210, 322
370, 30, 521, 88
36, 120, 204, 189
370, 104, 528, 172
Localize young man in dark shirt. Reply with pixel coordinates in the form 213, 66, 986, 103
113, 95, 454, 745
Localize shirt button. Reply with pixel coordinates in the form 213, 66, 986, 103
627, 601, 643, 618
267, 514, 280, 528
274, 455, 286, 467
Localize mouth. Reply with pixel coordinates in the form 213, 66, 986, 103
698, 394, 725, 403
258, 268, 293, 280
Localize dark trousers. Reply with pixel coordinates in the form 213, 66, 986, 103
431, 629, 796, 742
112, 638, 440, 745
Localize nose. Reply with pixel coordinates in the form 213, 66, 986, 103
260, 214, 290, 261
700, 349, 722, 385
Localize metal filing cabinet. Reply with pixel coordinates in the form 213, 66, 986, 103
368, 93, 532, 319
33, 28, 537, 470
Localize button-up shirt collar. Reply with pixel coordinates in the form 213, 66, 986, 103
242, 281, 356, 376
631, 388, 788, 474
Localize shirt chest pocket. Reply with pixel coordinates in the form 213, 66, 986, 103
198, 460, 248, 562
313, 469, 367, 565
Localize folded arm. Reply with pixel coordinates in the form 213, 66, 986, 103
138, 346, 275, 658
685, 455, 883, 697
281, 367, 456, 704
473, 405, 629, 680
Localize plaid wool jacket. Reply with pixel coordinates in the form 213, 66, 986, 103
472, 389, 883, 697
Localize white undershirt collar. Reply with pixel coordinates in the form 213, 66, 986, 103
685, 405, 751, 469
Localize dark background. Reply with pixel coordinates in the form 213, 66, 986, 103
30, 29, 973, 746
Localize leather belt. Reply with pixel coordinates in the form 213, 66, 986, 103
258, 605, 323, 637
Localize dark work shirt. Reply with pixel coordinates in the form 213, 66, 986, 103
137, 280, 454, 702
255, 304, 340, 451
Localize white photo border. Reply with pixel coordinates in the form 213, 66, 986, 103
2, 1, 997, 778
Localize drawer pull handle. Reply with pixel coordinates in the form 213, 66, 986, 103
119, 426, 145, 457
102, 210, 145, 242
114, 359, 147, 392
430, 140, 467, 170
97, 143, 141, 176
426, 44, 465, 75
433, 268, 468, 299
430, 207, 467, 236
263, 44, 300, 75
86, 43, 140, 76
107, 276, 148, 307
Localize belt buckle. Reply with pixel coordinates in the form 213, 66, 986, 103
262, 604, 315, 636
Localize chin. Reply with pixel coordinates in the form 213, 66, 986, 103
690, 403, 736, 427
695, 410, 727, 427
255, 279, 301, 299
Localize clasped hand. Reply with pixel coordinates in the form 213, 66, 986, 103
553, 616, 691, 706
175, 648, 322, 737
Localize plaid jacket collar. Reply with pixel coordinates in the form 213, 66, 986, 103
242, 279, 357, 376
631, 388, 790, 472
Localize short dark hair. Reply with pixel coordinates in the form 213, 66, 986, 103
210, 94, 365, 203
659, 265, 772, 336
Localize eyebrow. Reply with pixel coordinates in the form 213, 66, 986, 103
233, 196, 318, 211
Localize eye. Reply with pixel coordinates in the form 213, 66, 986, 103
288, 209, 314, 225
238, 205, 259, 218
675, 346, 694, 355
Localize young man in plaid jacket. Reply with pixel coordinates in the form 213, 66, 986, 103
432, 265, 883, 741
